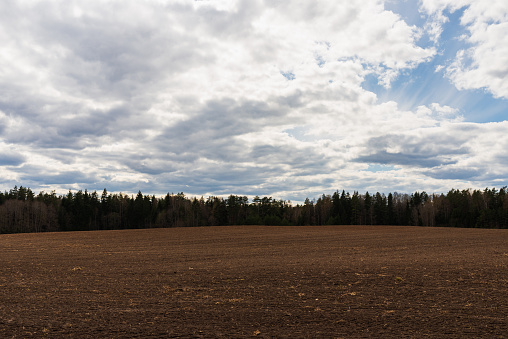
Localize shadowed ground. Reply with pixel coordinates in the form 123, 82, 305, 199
1, 225, 507, 337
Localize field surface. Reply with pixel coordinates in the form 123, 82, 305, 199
1, 225, 508, 338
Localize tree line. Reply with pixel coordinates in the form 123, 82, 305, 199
1, 185, 507, 234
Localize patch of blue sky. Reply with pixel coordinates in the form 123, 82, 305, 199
284, 126, 316, 142
369, 3, 508, 123
280, 70, 296, 81
315, 54, 326, 68
363, 164, 398, 173
384, 0, 427, 37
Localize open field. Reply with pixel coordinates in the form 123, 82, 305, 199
1, 225, 508, 338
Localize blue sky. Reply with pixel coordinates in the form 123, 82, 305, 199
372, 3, 507, 123
0, 0, 507, 203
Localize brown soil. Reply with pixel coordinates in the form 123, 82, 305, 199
1, 225, 507, 338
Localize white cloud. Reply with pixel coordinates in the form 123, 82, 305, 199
420, 0, 508, 99
0, 0, 505, 201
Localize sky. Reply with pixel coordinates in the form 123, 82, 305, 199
0, 0, 507, 203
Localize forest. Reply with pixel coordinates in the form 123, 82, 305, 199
0, 185, 507, 234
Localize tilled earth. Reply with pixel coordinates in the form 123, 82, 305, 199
1, 225, 507, 338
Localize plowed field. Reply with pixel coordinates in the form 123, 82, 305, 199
1, 226, 508, 338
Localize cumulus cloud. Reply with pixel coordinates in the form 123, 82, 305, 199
0, 0, 505, 201
420, 0, 508, 99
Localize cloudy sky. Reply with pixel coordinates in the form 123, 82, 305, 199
1, 0, 507, 202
